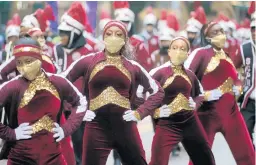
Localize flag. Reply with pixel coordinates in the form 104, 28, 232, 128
47, 1, 58, 34
85, 1, 98, 35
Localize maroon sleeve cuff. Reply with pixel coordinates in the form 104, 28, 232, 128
137, 84, 165, 119
0, 125, 16, 141
61, 110, 85, 137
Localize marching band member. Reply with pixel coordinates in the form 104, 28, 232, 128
140, 7, 159, 56
113, 1, 153, 71
151, 27, 175, 68
95, 10, 111, 51
0, 34, 57, 83
0, 37, 90, 164
186, 7, 207, 53
185, 22, 255, 165
157, 9, 168, 32
232, 1, 256, 148
20, 5, 56, 58
63, 20, 164, 165
1, 15, 21, 63
151, 12, 179, 67
56, 2, 93, 165
149, 36, 215, 165
217, 13, 239, 59
27, 27, 76, 164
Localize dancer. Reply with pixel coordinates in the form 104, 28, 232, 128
149, 36, 215, 165
0, 37, 93, 164
63, 20, 164, 165
185, 22, 255, 165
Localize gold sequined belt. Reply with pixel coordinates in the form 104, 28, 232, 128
168, 93, 193, 114
89, 87, 131, 111
31, 115, 55, 134
217, 77, 234, 94
154, 93, 193, 118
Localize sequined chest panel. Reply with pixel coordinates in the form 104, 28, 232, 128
163, 66, 191, 89
161, 66, 193, 114
18, 73, 60, 135
88, 56, 132, 111
204, 50, 235, 75
19, 73, 60, 109
202, 50, 237, 93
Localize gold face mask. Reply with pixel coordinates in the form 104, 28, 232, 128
208, 34, 226, 49
104, 36, 125, 54
17, 59, 42, 81
169, 50, 188, 66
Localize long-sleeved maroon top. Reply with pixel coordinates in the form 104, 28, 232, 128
0, 72, 86, 145
62, 51, 164, 120
150, 61, 204, 117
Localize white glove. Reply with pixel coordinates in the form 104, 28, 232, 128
123, 110, 139, 122
232, 85, 241, 96
15, 123, 33, 140
189, 97, 196, 109
52, 123, 64, 142
205, 89, 222, 101
83, 110, 96, 121
159, 104, 171, 118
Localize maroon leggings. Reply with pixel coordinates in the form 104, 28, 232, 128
150, 111, 215, 165
7, 132, 67, 165
82, 105, 147, 165
189, 94, 255, 165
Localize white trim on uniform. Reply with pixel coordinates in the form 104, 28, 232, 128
63, 49, 68, 71
62, 14, 84, 31
184, 45, 211, 69
126, 58, 159, 96
61, 52, 95, 77
0, 56, 15, 80
131, 35, 144, 42
149, 61, 171, 76
0, 75, 21, 90
85, 44, 93, 51
240, 40, 251, 66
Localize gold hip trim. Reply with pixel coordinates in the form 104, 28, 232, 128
154, 93, 193, 118
168, 93, 193, 114
89, 86, 131, 111
31, 115, 55, 134
218, 77, 234, 94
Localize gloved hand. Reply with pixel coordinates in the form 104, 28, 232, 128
123, 110, 140, 122
159, 104, 171, 118
83, 110, 96, 121
52, 123, 64, 142
232, 85, 242, 96
15, 123, 33, 140
188, 97, 196, 109
204, 89, 222, 101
